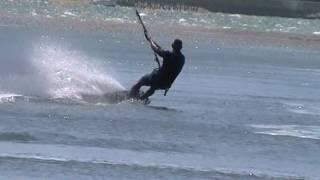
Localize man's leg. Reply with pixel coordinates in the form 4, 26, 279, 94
129, 80, 143, 98
140, 87, 156, 100
129, 73, 152, 98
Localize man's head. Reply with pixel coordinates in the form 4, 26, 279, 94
172, 39, 183, 52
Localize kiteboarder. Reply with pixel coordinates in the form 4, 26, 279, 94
130, 38, 185, 100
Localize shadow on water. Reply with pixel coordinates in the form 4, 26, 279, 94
147, 105, 181, 112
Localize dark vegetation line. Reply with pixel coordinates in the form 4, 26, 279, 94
114, 0, 320, 19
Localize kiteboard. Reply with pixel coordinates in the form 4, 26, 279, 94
80, 90, 150, 105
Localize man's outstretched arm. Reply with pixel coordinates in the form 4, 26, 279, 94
150, 39, 166, 57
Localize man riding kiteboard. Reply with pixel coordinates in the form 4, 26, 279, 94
130, 10, 185, 100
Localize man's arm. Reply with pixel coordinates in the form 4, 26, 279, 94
150, 39, 167, 58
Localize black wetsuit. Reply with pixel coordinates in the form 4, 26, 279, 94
141, 50, 185, 90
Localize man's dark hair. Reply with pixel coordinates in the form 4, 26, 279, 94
172, 39, 183, 51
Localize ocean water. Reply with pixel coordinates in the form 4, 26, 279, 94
0, 0, 320, 179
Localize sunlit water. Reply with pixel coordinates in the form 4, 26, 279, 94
0, 0, 320, 179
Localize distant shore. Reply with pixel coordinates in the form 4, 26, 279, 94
117, 0, 320, 19
48, 0, 320, 19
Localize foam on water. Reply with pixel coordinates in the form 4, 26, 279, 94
0, 94, 22, 103
250, 124, 320, 140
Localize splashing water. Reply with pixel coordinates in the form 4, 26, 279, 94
0, 40, 124, 101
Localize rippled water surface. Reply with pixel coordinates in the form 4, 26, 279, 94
0, 1, 320, 179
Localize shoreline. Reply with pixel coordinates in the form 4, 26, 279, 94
1, 11, 320, 50
48, 0, 320, 19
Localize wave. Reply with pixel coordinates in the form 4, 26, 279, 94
0, 132, 36, 142
0, 156, 282, 180
0, 142, 302, 180
249, 124, 320, 140
0, 130, 192, 153
0, 39, 124, 103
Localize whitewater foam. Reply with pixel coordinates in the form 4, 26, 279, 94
250, 124, 320, 140
0, 39, 124, 101
0, 94, 22, 103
